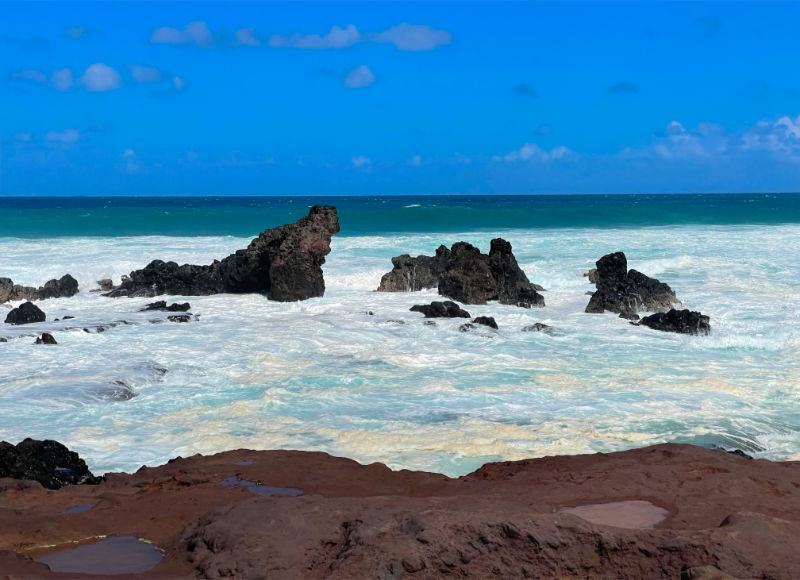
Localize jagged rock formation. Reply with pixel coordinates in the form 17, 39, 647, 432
34, 333, 57, 345
0, 275, 78, 303
105, 206, 340, 301
379, 238, 544, 308
585, 252, 679, 319
0, 438, 100, 490
410, 301, 471, 318
638, 308, 711, 335
4, 302, 46, 325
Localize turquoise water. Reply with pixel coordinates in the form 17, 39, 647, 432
2, 193, 799, 237
1, 194, 799, 475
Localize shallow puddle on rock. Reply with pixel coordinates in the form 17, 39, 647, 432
34, 535, 162, 574
221, 476, 303, 497
559, 500, 669, 529
62, 503, 95, 514
234, 460, 253, 466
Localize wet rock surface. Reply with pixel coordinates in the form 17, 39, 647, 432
140, 300, 191, 312
585, 252, 680, 318
410, 300, 471, 318
4, 302, 46, 325
379, 238, 544, 308
522, 322, 551, 332
0, 274, 79, 303
34, 333, 57, 345
1, 443, 798, 578
638, 308, 712, 335
0, 438, 101, 490
105, 206, 340, 301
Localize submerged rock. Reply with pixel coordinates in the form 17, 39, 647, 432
378, 238, 544, 308
410, 301, 471, 318
637, 308, 711, 335
140, 300, 191, 312
0, 274, 78, 303
105, 206, 340, 301
0, 438, 101, 490
34, 333, 57, 345
585, 252, 679, 318
97, 279, 114, 291
168, 314, 193, 323
472, 316, 498, 329
5, 302, 46, 325
522, 323, 551, 333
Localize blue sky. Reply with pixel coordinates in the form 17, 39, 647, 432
1, 1, 799, 195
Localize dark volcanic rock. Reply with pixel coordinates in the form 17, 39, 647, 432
378, 238, 544, 308
5, 302, 46, 325
522, 322, 551, 332
105, 206, 340, 301
97, 278, 114, 291
168, 314, 193, 323
410, 301, 471, 318
0, 274, 78, 303
377, 246, 450, 292
0, 438, 101, 490
585, 252, 679, 318
472, 316, 498, 329
34, 333, 57, 345
638, 308, 711, 335
140, 300, 191, 312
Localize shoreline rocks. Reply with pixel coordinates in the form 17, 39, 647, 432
5, 302, 46, 325
105, 206, 340, 301
379, 238, 545, 308
0, 274, 78, 303
0, 438, 101, 490
410, 301, 471, 318
585, 252, 680, 319
638, 308, 711, 335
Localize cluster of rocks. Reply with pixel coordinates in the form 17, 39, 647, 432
408, 301, 548, 333
104, 206, 340, 301
0, 274, 78, 303
0, 438, 101, 490
585, 251, 711, 335
379, 238, 545, 308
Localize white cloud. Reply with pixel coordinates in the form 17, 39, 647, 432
80, 63, 121, 92
269, 24, 360, 49
499, 143, 573, 162
50, 68, 73, 91
123, 148, 139, 172
624, 121, 728, 160
45, 129, 80, 143
172, 76, 188, 91
411, 155, 422, 167
352, 155, 371, 167
235, 28, 260, 46
130, 65, 163, 83
151, 21, 214, 47
372, 23, 451, 51
741, 115, 800, 154
344, 65, 375, 89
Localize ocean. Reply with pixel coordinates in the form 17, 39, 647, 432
1, 194, 799, 476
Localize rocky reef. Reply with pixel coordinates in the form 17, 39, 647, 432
639, 308, 712, 336
4, 302, 46, 325
0, 438, 100, 490
0, 275, 78, 303
105, 206, 340, 301
379, 238, 544, 308
1, 442, 798, 578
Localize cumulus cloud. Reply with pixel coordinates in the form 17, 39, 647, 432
498, 143, 572, 162
80, 63, 121, 92
123, 148, 140, 172
130, 65, 163, 83
371, 23, 451, 51
269, 24, 360, 49
513, 83, 538, 97
344, 65, 375, 89
619, 120, 729, 160
741, 115, 800, 155
50, 68, 73, 91
45, 129, 80, 143
606, 81, 640, 94
11, 68, 73, 91
235, 28, 260, 46
151, 21, 214, 47
352, 155, 371, 167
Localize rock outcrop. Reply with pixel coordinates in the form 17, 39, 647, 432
0, 438, 100, 490
409, 301, 471, 318
140, 301, 191, 312
4, 302, 46, 325
105, 206, 340, 301
585, 252, 679, 319
638, 308, 711, 335
0, 274, 78, 303
34, 333, 57, 345
472, 316, 498, 329
379, 238, 544, 308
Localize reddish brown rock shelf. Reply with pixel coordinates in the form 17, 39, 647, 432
1, 443, 799, 578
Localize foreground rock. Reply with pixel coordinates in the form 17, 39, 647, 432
105, 206, 340, 301
0, 274, 78, 303
585, 252, 680, 319
410, 300, 470, 318
34, 333, 57, 345
638, 308, 711, 335
4, 302, 46, 325
0, 438, 100, 490
140, 300, 191, 312
379, 239, 544, 308
1, 443, 798, 578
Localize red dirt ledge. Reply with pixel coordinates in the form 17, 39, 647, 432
1, 443, 799, 579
